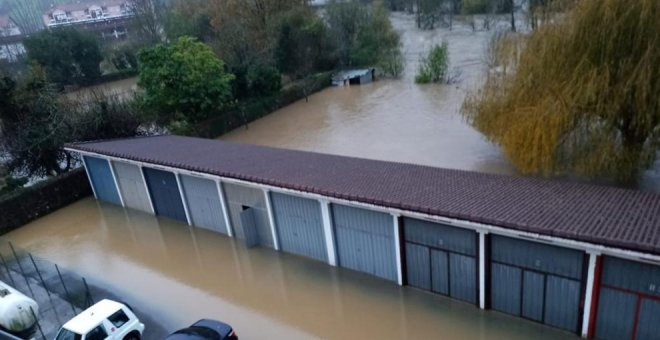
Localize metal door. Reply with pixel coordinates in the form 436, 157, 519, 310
240, 208, 259, 248
142, 168, 187, 222
595, 288, 636, 339
112, 162, 151, 213
405, 243, 430, 290
595, 256, 660, 340
180, 175, 228, 235
332, 204, 397, 282
490, 235, 584, 332
431, 249, 449, 295
271, 193, 326, 262
636, 299, 660, 340
492, 263, 522, 316
522, 271, 544, 321
83, 156, 121, 205
450, 253, 477, 303
544, 276, 580, 331
403, 218, 477, 303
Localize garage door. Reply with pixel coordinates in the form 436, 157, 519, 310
83, 156, 121, 205
222, 183, 274, 248
403, 218, 477, 304
271, 193, 327, 262
490, 236, 585, 332
112, 162, 151, 213
332, 204, 397, 282
594, 257, 660, 340
180, 175, 229, 235
143, 168, 187, 222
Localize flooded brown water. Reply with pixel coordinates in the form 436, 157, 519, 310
221, 13, 516, 175
5, 198, 577, 339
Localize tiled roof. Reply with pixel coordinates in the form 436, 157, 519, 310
66, 135, 660, 256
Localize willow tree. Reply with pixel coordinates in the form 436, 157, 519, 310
462, 0, 660, 183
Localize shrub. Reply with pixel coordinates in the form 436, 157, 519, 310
415, 42, 449, 84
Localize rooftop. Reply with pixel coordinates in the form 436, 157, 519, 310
48, 0, 128, 13
66, 135, 660, 256
62, 299, 124, 334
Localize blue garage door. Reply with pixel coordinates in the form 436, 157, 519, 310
595, 256, 660, 340
143, 168, 187, 222
403, 218, 477, 304
490, 236, 584, 333
83, 156, 121, 206
332, 204, 397, 282
271, 193, 327, 262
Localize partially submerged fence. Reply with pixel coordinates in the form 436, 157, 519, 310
0, 238, 102, 340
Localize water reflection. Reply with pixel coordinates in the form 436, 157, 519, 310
6, 198, 576, 339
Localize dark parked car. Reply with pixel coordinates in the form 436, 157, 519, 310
165, 319, 238, 340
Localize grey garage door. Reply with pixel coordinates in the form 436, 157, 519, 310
112, 162, 152, 213
490, 236, 584, 332
595, 256, 660, 340
222, 182, 273, 248
271, 193, 327, 262
180, 175, 229, 235
404, 218, 477, 304
332, 204, 397, 282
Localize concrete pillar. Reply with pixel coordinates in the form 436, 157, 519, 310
215, 180, 233, 237
262, 189, 280, 250
393, 213, 403, 286
320, 199, 337, 266
478, 231, 488, 309
175, 173, 192, 226
581, 251, 600, 338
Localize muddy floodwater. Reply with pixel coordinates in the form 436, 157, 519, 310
222, 13, 516, 175
5, 199, 577, 339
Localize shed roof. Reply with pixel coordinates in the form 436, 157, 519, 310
66, 135, 660, 256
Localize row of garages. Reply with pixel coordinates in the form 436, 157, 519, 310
83, 154, 660, 339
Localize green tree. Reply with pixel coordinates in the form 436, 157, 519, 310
462, 0, 660, 183
0, 65, 71, 176
326, 1, 403, 76
274, 7, 337, 79
415, 42, 449, 83
137, 37, 235, 132
24, 27, 102, 86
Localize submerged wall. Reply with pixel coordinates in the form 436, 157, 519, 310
0, 169, 92, 234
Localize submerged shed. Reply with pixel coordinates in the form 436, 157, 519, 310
66, 135, 660, 339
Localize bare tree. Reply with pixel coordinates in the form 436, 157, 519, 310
128, 0, 165, 44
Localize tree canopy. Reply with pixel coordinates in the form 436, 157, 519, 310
326, 1, 403, 76
24, 27, 103, 86
137, 36, 235, 132
462, 0, 660, 183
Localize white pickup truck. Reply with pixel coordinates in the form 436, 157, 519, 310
54, 299, 144, 340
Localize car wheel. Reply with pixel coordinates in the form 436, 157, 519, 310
123, 331, 140, 340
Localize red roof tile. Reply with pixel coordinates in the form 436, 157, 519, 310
66, 135, 660, 255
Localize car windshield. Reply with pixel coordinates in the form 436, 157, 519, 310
55, 328, 82, 340
166, 326, 220, 340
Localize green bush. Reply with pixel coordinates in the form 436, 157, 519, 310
415, 42, 449, 84
462, 0, 491, 15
